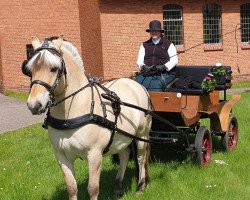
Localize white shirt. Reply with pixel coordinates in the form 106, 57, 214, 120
136, 40, 178, 71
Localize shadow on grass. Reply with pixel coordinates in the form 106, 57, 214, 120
43, 136, 226, 200
150, 135, 227, 166
150, 141, 193, 165
211, 135, 224, 152
44, 166, 136, 200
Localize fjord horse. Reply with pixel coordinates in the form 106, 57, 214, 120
25, 34, 152, 200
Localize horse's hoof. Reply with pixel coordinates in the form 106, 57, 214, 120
114, 187, 124, 198
136, 190, 144, 196
114, 179, 124, 197
114, 190, 124, 198
114, 186, 124, 197
137, 180, 146, 194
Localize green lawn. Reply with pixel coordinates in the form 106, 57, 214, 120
232, 81, 250, 89
4, 90, 29, 101
0, 93, 250, 200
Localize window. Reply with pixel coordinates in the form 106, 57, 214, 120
203, 4, 222, 44
26, 44, 34, 60
163, 4, 184, 45
240, 4, 250, 43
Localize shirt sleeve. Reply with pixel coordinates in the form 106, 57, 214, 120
136, 45, 145, 69
164, 43, 178, 71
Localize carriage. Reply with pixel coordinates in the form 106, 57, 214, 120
23, 35, 241, 199
138, 65, 241, 167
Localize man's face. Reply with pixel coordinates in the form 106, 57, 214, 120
150, 30, 162, 39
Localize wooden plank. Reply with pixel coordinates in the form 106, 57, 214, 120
149, 92, 182, 112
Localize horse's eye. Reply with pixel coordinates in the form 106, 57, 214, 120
50, 67, 58, 73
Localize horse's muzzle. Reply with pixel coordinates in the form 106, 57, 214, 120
27, 101, 47, 115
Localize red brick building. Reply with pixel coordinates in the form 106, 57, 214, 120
0, 0, 249, 93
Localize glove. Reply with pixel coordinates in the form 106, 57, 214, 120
141, 65, 151, 72
155, 65, 166, 72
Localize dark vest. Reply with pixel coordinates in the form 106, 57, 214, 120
143, 37, 171, 66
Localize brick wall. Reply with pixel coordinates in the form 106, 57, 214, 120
0, 0, 249, 93
78, 0, 103, 78
0, 0, 82, 92
0, 37, 3, 93
99, 0, 250, 80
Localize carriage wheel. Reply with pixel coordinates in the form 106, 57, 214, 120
222, 115, 238, 151
194, 126, 212, 167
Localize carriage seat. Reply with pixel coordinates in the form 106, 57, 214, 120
168, 65, 232, 95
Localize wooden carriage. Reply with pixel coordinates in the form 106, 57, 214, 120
147, 66, 241, 167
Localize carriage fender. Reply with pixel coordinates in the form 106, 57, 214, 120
219, 94, 241, 132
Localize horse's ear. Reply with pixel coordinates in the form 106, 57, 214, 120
31, 36, 41, 50
54, 33, 64, 50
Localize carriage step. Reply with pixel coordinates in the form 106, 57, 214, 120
149, 136, 178, 143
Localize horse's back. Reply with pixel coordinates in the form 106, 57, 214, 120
104, 78, 149, 109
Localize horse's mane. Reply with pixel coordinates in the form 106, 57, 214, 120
52, 39, 84, 71
26, 38, 84, 72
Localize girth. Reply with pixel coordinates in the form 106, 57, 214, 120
46, 113, 116, 131
46, 113, 117, 154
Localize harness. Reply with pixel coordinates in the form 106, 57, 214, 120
26, 38, 182, 155
43, 77, 123, 154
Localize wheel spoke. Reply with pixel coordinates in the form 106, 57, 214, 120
229, 136, 233, 145
203, 138, 207, 146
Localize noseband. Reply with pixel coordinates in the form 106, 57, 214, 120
28, 38, 67, 104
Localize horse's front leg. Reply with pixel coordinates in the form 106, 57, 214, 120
57, 156, 77, 200
87, 149, 102, 200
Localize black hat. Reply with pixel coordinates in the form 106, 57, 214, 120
146, 20, 164, 33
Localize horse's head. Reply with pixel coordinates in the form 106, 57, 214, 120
23, 34, 67, 115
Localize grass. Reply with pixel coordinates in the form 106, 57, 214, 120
0, 92, 250, 200
4, 90, 29, 101
231, 81, 250, 89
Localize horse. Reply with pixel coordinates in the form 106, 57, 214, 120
23, 34, 152, 200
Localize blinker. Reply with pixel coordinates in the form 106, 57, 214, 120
21, 60, 32, 77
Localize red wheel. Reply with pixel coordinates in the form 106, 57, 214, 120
222, 115, 238, 151
194, 126, 212, 167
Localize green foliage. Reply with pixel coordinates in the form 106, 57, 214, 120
201, 75, 217, 92
212, 66, 227, 76
0, 93, 249, 200
4, 90, 29, 101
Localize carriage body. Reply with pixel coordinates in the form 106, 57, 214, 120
144, 65, 240, 166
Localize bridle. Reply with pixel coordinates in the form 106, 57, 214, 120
25, 38, 67, 106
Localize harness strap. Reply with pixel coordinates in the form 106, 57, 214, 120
31, 80, 52, 91
45, 113, 173, 147
46, 113, 115, 130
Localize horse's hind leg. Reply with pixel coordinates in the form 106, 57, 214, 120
136, 138, 150, 194
114, 147, 131, 196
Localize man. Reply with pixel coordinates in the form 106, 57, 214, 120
137, 20, 178, 73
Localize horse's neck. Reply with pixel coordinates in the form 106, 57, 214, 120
50, 52, 92, 119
